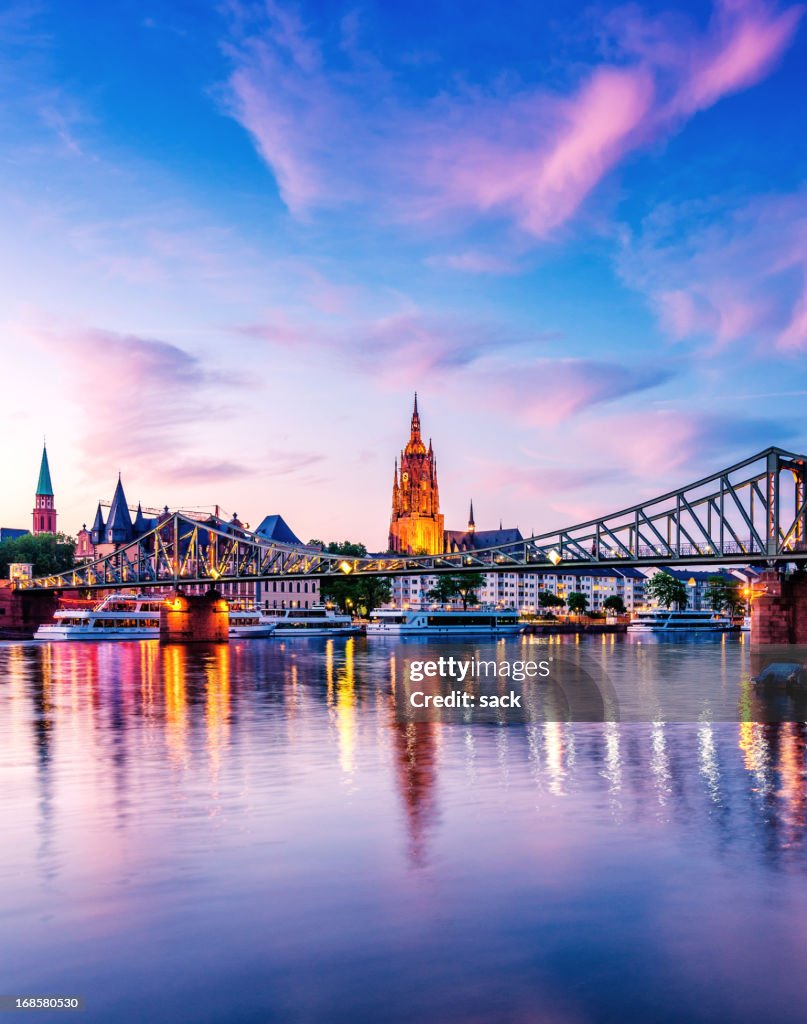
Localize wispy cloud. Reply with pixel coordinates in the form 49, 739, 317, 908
461, 357, 674, 425
221, 0, 801, 240
425, 250, 520, 274
618, 189, 807, 352
240, 308, 562, 383
573, 407, 797, 480
28, 326, 249, 476
242, 307, 670, 421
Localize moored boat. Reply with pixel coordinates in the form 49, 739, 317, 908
228, 608, 278, 638
35, 593, 280, 640
628, 608, 734, 633
263, 605, 360, 636
34, 592, 163, 640
366, 608, 523, 637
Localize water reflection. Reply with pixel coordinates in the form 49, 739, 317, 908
4, 640, 807, 867
3, 637, 807, 1023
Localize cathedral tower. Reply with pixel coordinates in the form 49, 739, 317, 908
32, 444, 57, 535
389, 394, 445, 554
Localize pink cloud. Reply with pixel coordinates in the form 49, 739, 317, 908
426, 67, 654, 238
620, 190, 807, 352
463, 357, 672, 426
240, 309, 666, 421
27, 326, 251, 478
426, 250, 519, 274
572, 408, 796, 480
673, 1, 803, 115
221, 0, 801, 238
468, 459, 614, 498
240, 309, 561, 384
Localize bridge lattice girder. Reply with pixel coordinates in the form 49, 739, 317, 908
17, 447, 807, 591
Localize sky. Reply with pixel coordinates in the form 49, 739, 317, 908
0, 0, 806, 550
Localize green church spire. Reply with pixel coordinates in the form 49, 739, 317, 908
36, 444, 54, 497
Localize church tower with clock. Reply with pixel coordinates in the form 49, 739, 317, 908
389, 394, 445, 554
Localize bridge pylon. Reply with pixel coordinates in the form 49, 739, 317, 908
159, 589, 229, 644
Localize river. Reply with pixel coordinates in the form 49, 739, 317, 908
3, 635, 807, 1023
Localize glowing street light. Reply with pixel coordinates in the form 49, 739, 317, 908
547, 549, 562, 566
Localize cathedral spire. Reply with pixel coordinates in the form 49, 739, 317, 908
410, 392, 421, 440
468, 499, 475, 533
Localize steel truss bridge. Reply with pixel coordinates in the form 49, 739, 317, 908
17, 447, 807, 592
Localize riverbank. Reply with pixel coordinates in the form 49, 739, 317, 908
523, 620, 628, 636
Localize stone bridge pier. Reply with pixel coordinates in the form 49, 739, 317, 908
159, 589, 229, 644
0, 582, 59, 639
751, 570, 807, 645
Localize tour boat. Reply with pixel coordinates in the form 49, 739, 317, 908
263, 605, 361, 636
628, 608, 734, 634
35, 593, 163, 640
228, 608, 278, 639
35, 593, 278, 641
366, 608, 523, 637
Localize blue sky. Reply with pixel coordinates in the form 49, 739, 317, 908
0, 0, 805, 548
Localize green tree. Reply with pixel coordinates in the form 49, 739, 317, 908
645, 572, 688, 610
603, 595, 626, 615
315, 540, 392, 617
427, 572, 486, 610
0, 532, 75, 579
567, 591, 589, 615
705, 576, 742, 615
537, 591, 565, 610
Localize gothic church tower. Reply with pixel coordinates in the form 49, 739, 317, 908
32, 443, 57, 535
389, 395, 445, 554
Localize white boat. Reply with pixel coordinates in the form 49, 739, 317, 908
229, 608, 278, 639
263, 605, 360, 636
366, 608, 523, 637
35, 593, 279, 641
628, 608, 734, 633
35, 593, 163, 640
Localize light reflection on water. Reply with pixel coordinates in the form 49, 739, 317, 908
2, 636, 807, 1023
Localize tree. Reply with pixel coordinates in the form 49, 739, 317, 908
603, 595, 626, 615
0, 532, 75, 579
645, 571, 688, 610
537, 591, 565, 610
705, 576, 742, 615
567, 591, 589, 615
316, 540, 392, 617
427, 572, 486, 610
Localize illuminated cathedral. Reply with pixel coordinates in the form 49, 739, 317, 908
389, 395, 445, 554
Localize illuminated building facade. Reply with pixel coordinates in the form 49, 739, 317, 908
389, 395, 445, 555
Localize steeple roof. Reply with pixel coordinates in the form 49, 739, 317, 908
133, 502, 148, 534
36, 445, 53, 496
91, 503, 105, 534
106, 474, 133, 542
405, 392, 426, 455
